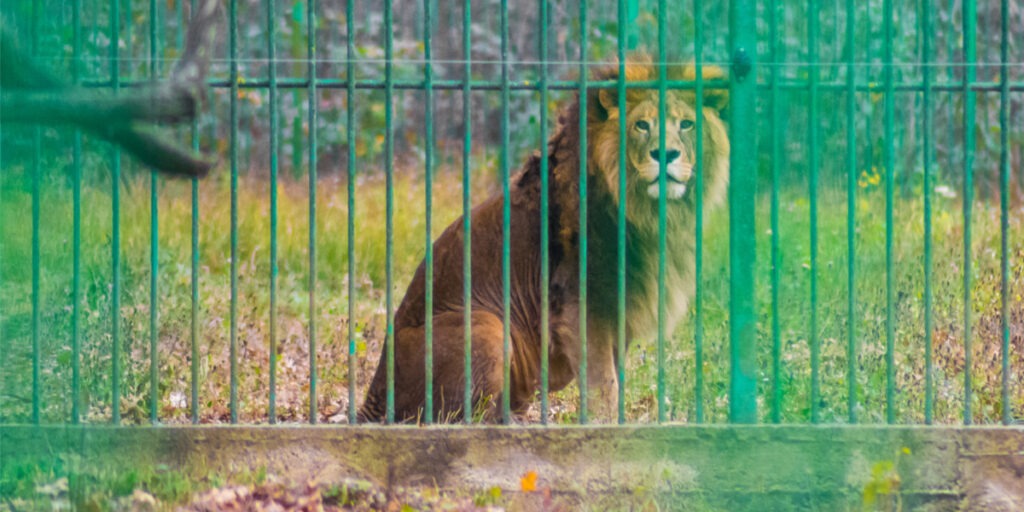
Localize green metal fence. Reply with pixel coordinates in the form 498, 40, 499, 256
0, 0, 1021, 427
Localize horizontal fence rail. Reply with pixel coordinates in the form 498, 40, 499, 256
0, 0, 1021, 428
70, 78, 1024, 92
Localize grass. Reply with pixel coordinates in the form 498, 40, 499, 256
1, 157, 1021, 425
0, 453, 199, 509
647, 184, 1024, 425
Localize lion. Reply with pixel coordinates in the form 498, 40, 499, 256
359, 56, 730, 423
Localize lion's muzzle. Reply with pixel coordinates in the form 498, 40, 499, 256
645, 162, 693, 200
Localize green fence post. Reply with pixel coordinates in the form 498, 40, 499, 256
998, 0, 1011, 427
0, 71, 3, 425
268, 0, 281, 425
656, 0, 667, 425
499, 0, 512, 425
423, 0, 435, 424
945, 0, 957, 181
769, 0, 783, 425
844, 0, 857, 424
72, 0, 85, 425
110, 0, 123, 426
961, 0, 976, 427
537, 0, 550, 425
31, 0, 42, 425
693, 0, 706, 426
462, 0, 474, 425
625, 0, 639, 49
728, 0, 757, 424
385, 0, 396, 425
149, 0, 161, 426
229, 0, 240, 424
190, 0, 201, 425
30, 130, 41, 423
883, 0, 896, 425
345, 0, 358, 424
578, 0, 589, 425
807, 0, 820, 425
921, 0, 934, 425
187, 0, 200, 423
615, 0, 627, 425
307, 0, 318, 424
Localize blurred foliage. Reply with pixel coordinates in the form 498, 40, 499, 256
1, 0, 1021, 193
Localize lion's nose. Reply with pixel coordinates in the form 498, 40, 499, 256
650, 149, 681, 164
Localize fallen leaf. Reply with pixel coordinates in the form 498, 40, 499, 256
520, 470, 538, 492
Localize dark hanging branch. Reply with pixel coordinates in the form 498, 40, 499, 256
0, 0, 221, 178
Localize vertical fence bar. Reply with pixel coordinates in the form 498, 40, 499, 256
307, 0, 318, 424
807, 0, 820, 425
0, 49, 4, 421
769, 0, 782, 424
190, 0, 201, 426
229, 0, 240, 424
183, 0, 199, 425
499, 0, 512, 425
656, 0, 667, 425
728, 0, 758, 424
267, 0, 280, 424
693, 0, 705, 426
72, 0, 84, 425
0, 149, 4, 425
110, 0, 123, 426
31, 128, 41, 422
945, 0, 956, 174
345, 0, 357, 424
149, 0, 161, 425
185, 0, 200, 423
30, 0, 43, 426
537, 0, 549, 425
882, 0, 895, 425
0, 68, 3, 425
462, 0, 474, 424
577, 0, 589, 425
921, 0, 934, 425
961, 0, 976, 426
615, 0, 627, 425
384, 0, 396, 425
998, 0, 1010, 427
423, 0, 435, 424
844, 0, 857, 424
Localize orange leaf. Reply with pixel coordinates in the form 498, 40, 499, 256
520, 470, 538, 492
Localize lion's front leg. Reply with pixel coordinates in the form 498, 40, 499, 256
585, 331, 618, 423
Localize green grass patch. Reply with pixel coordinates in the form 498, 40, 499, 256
0, 453, 199, 510
1, 162, 1021, 424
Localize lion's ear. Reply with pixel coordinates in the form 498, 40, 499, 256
600, 89, 619, 114
697, 65, 728, 113
591, 88, 619, 121
703, 88, 729, 113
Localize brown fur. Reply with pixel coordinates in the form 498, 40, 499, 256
359, 57, 730, 423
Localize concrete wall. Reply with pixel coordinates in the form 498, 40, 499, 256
2, 425, 1023, 510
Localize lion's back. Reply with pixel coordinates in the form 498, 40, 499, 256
393, 154, 549, 332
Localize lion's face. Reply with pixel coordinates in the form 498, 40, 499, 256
623, 93, 701, 200
589, 64, 729, 220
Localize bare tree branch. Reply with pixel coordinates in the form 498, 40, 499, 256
172, 0, 219, 87
0, 0, 221, 179
1, 89, 196, 126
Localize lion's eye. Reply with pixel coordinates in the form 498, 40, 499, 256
635, 120, 650, 132
680, 120, 695, 131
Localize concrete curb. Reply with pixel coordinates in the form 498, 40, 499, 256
2, 425, 1023, 510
